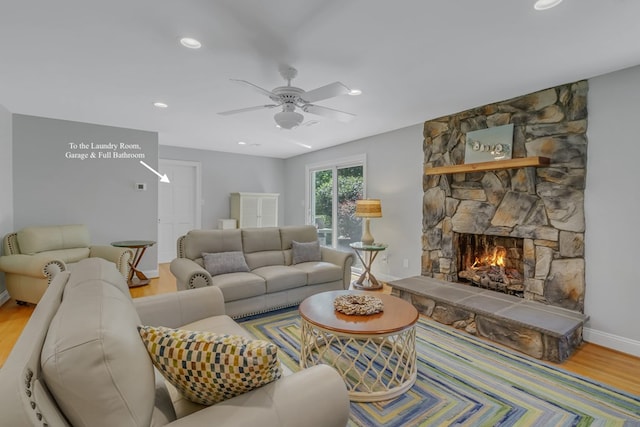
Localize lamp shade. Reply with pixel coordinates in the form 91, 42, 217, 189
355, 199, 382, 218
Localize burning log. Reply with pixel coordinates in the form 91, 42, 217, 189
459, 263, 524, 296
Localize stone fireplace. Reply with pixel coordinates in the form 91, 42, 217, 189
390, 80, 589, 362
422, 80, 587, 313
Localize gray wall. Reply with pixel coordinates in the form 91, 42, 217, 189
283, 124, 424, 281
585, 65, 640, 353
12, 115, 159, 273
159, 145, 286, 229
0, 105, 12, 298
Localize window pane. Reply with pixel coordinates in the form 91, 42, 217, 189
337, 166, 364, 266
313, 169, 333, 246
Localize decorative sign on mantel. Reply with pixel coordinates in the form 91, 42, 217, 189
464, 124, 514, 164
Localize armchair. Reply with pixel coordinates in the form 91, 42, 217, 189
0, 224, 133, 304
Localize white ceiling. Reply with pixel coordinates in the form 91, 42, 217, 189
1, 1, 640, 159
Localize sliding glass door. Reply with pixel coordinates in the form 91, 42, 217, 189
307, 156, 365, 256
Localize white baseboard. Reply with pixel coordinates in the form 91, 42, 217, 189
583, 327, 640, 358
0, 290, 9, 307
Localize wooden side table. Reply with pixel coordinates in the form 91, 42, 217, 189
111, 240, 156, 287
349, 242, 388, 290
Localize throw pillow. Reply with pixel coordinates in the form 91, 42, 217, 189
291, 240, 321, 264
202, 251, 250, 276
137, 325, 282, 405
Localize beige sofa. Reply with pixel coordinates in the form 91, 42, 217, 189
170, 225, 353, 318
0, 258, 350, 427
0, 224, 133, 304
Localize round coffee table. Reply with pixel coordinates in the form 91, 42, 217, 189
299, 290, 418, 402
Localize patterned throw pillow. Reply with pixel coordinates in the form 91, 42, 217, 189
202, 251, 250, 276
291, 240, 321, 264
137, 326, 281, 405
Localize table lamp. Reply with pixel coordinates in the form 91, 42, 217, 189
355, 199, 382, 245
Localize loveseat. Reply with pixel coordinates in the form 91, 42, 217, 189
170, 225, 353, 318
0, 224, 133, 305
0, 258, 350, 427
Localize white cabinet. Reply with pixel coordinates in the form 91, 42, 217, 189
230, 192, 279, 228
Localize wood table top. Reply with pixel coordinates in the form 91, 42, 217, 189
111, 240, 156, 248
299, 290, 418, 335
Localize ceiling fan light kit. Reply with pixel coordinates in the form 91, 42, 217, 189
274, 110, 304, 129
218, 66, 356, 130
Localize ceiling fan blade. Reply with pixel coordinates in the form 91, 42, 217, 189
230, 79, 276, 98
302, 104, 355, 122
300, 82, 350, 103
218, 104, 279, 116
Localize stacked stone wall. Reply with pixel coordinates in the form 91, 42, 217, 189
422, 81, 588, 312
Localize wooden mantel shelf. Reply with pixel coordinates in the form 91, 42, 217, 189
424, 156, 550, 175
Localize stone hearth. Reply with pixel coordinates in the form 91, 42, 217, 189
390, 276, 588, 362
394, 80, 589, 362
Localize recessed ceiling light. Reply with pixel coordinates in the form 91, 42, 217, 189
348, 89, 362, 96
237, 141, 247, 145
153, 102, 168, 108
534, 0, 563, 10
180, 37, 202, 49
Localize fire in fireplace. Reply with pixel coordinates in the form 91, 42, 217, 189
456, 234, 525, 297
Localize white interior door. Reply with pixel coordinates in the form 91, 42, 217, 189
158, 159, 201, 263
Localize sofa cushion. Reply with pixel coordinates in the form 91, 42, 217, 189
138, 326, 282, 406
244, 250, 285, 270
242, 228, 286, 270
279, 225, 319, 250
202, 251, 250, 276
17, 224, 90, 255
242, 227, 282, 253
41, 280, 156, 427
182, 229, 243, 261
211, 272, 266, 302
38, 247, 91, 264
292, 262, 344, 285
252, 265, 307, 293
291, 240, 321, 264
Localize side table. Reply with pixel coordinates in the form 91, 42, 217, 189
111, 240, 156, 288
349, 242, 388, 290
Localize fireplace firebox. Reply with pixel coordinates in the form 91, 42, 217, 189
456, 234, 524, 297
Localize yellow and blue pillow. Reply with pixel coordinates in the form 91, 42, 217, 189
138, 325, 281, 405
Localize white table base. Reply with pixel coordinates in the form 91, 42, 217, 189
300, 319, 417, 402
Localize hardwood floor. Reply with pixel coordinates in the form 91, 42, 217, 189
1, 264, 639, 396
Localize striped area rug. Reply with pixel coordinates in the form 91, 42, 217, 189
238, 307, 640, 426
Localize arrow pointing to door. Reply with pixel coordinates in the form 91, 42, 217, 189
140, 161, 170, 183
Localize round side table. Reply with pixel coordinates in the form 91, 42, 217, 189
349, 242, 388, 290
111, 240, 156, 287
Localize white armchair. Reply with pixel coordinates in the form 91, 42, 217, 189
0, 224, 133, 304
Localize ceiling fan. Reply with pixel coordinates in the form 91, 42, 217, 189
218, 66, 356, 129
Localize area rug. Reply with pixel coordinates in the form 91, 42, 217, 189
238, 307, 640, 426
